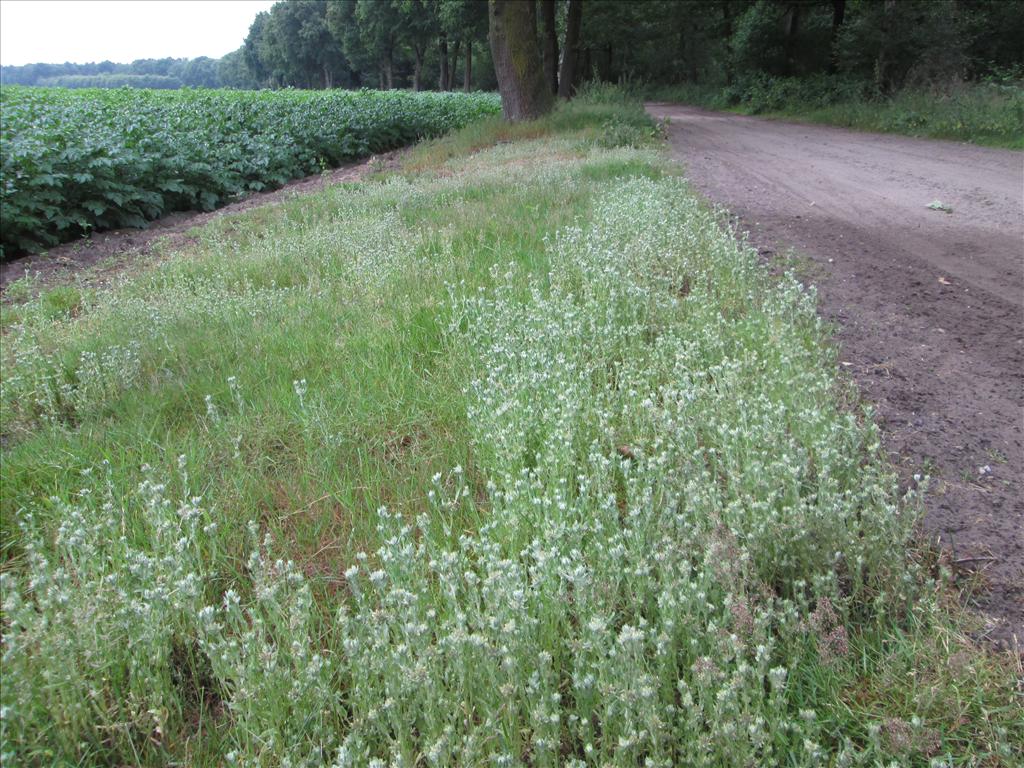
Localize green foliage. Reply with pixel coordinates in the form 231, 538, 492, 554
1, 0, 496, 92
648, 76, 1024, 148
1, 109, 1019, 765
351, 0, 404, 86
405, 88, 658, 169
5, 0, 1022, 100
218, 47, 262, 90
836, 0, 969, 92
37, 74, 184, 89
438, 0, 489, 42
804, 83, 1024, 147
594, 117, 659, 148
3, 56, 226, 89
729, 0, 828, 77
251, 0, 496, 92
252, 0, 352, 89
0, 86, 500, 258
567, 82, 665, 148
722, 72, 874, 112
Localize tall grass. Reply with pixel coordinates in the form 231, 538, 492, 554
1, 96, 1019, 765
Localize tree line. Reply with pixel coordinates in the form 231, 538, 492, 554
0, 56, 232, 89
490, 0, 1023, 119
580, 0, 1023, 94
241, 0, 493, 91
3, 0, 1020, 98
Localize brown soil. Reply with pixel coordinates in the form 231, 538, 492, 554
0, 151, 402, 291
648, 103, 1023, 646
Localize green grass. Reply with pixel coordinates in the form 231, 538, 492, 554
647, 79, 1024, 148
1, 95, 1020, 766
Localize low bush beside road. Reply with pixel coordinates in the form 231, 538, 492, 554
647, 75, 1024, 148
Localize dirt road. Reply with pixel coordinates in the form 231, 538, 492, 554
647, 103, 1024, 645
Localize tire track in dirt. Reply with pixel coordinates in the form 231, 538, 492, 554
648, 103, 1024, 646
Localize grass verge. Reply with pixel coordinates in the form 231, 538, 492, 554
646, 79, 1024, 149
1, 94, 1020, 766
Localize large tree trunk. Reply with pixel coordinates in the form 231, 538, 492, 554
488, 0, 553, 120
439, 34, 449, 90
464, 41, 473, 92
449, 39, 461, 90
558, 0, 582, 99
540, 0, 558, 94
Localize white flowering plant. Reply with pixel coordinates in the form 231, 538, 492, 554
1, 97, 1018, 766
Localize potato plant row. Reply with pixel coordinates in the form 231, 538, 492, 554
0, 86, 500, 258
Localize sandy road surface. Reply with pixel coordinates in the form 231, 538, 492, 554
647, 103, 1024, 645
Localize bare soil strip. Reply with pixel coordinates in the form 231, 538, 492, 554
648, 103, 1024, 646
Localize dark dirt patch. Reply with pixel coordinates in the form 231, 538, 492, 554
649, 103, 1023, 647
0, 151, 403, 293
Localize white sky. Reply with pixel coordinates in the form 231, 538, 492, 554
0, 0, 276, 66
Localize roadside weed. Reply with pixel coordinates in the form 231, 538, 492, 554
1, 100, 1019, 766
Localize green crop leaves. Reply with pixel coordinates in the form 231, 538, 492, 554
0, 86, 500, 258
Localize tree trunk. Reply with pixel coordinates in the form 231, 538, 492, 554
450, 39, 461, 90
540, 0, 558, 94
722, 1, 734, 86
464, 41, 473, 92
557, 0, 582, 98
831, 0, 846, 35
685, 32, 698, 84
828, 0, 846, 74
876, 0, 896, 93
439, 34, 449, 90
413, 46, 423, 91
488, 0, 553, 121
782, 3, 801, 77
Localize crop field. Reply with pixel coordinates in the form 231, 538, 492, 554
1, 94, 1019, 766
0, 86, 500, 257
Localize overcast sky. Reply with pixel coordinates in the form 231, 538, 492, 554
0, 0, 276, 66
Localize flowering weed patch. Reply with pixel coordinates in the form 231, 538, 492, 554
1, 100, 1019, 766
